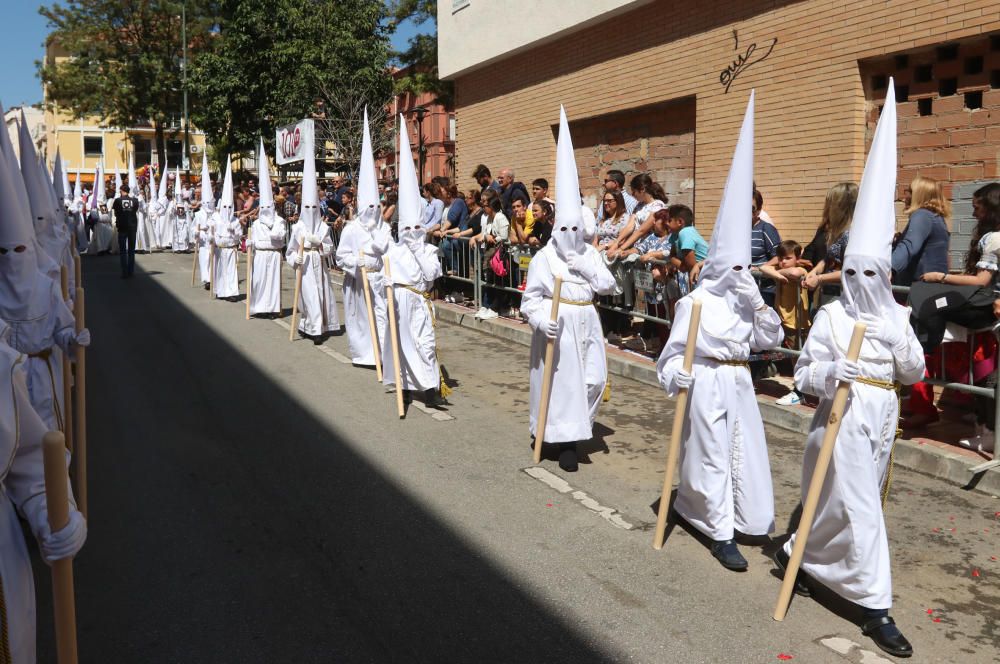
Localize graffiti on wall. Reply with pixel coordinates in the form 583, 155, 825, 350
720, 29, 777, 93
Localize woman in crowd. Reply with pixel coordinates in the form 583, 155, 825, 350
438, 185, 473, 276
528, 200, 554, 248
470, 188, 511, 320
917, 182, 1000, 453
606, 173, 669, 258
382, 190, 398, 239
421, 182, 445, 236
891, 176, 952, 429
802, 182, 858, 307
593, 190, 628, 250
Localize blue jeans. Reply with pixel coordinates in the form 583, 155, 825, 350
118, 228, 136, 276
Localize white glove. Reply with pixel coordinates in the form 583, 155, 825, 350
538, 318, 559, 340
291, 253, 304, 266
567, 255, 597, 281
340, 255, 358, 270
74, 328, 91, 348
310, 233, 324, 247
832, 359, 860, 383
674, 368, 694, 390
860, 314, 903, 349
38, 509, 87, 564
734, 278, 766, 311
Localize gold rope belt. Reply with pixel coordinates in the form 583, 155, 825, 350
856, 376, 901, 392
215, 243, 238, 249
392, 284, 452, 397
27, 348, 52, 360
254, 247, 283, 252
399, 284, 431, 299
700, 357, 750, 368
559, 298, 594, 306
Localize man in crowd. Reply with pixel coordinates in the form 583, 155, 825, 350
113, 184, 140, 278
472, 164, 501, 195
598, 170, 637, 220
498, 167, 530, 219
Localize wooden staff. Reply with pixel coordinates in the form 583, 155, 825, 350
73, 288, 87, 520
72, 250, 81, 290
532, 277, 563, 464
773, 322, 867, 621
42, 431, 79, 664
245, 241, 254, 320
652, 299, 702, 549
209, 238, 216, 299
288, 240, 305, 341
60, 267, 74, 454
359, 250, 383, 381
383, 256, 405, 418
191, 231, 200, 286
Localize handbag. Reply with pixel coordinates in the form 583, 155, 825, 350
489, 243, 508, 277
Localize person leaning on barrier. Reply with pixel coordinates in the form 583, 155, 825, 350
593, 190, 628, 251
528, 200, 554, 248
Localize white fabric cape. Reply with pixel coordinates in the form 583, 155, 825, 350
193, 208, 213, 283
335, 220, 391, 365
248, 213, 287, 315
211, 210, 241, 298
782, 301, 924, 608
380, 242, 441, 390
286, 221, 339, 335
656, 291, 783, 540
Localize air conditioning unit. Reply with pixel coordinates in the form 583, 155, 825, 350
190, 144, 201, 154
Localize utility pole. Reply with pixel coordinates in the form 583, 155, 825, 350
181, 1, 190, 180
412, 106, 428, 182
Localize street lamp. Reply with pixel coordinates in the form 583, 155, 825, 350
410, 105, 428, 182
180, 2, 190, 178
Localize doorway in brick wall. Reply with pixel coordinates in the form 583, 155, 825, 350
557, 97, 696, 211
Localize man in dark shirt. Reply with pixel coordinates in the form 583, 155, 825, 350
497, 168, 530, 219
112, 184, 140, 278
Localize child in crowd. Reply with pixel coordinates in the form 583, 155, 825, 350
761, 240, 811, 406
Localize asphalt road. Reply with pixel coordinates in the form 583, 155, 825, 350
31, 250, 1000, 663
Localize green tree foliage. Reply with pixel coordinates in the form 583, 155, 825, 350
187, 0, 393, 161
389, 0, 452, 108
38, 0, 219, 169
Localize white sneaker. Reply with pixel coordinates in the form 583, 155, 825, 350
960, 428, 995, 453
474, 307, 486, 319
480, 309, 499, 320
776, 391, 802, 406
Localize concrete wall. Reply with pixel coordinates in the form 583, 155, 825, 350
446, 0, 1000, 245
438, 0, 652, 79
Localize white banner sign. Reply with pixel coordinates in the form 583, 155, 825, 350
274, 118, 314, 165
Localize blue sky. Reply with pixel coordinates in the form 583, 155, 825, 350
0, 4, 432, 108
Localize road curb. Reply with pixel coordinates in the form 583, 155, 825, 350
430, 299, 1000, 496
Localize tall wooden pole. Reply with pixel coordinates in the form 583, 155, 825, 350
73, 288, 87, 520
245, 241, 254, 320
42, 431, 79, 664
532, 277, 563, 464
384, 257, 405, 418
773, 322, 867, 621
289, 241, 305, 341
652, 299, 702, 549
359, 250, 383, 381
60, 267, 73, 454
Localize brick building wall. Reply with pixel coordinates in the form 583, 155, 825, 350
448, 0, 1000, 246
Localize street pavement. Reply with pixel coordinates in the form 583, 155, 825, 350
33, 250, 1000, 663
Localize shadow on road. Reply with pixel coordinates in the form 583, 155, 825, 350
34, 254, 614, 663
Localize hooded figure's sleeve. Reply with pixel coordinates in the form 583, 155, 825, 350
893, 315, 926, 386
286, 228, 302, 267
793, 308, 839, 400
335, 227, 359, 272
656, 296, 695, 398
521, 252, 554, 333
582, 248, 617, 295
749, 304, 783, 351
270, 216, 287, 242
415, 245, 442, 282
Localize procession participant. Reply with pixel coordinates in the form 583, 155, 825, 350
70, 170, 88, 252
521, 107, 617, 472
0, 315, 88, 664
248, 140, 286, 316
286, 134, 339, 340
88, 165, 115, 255
0, 138, 91, 432
775, 82, 923, 659
212, 159, 241, 300
153, 165, 173, 250
52, 150, 74, 243
128, 155, 153, 253
193, 152, 215, 288
17, 113, 74, 292
336, 109, 390, 367
380, 114, 445, 406
112, 183, 141, 278
171, 166, 191, 253
656, 92, 782, 570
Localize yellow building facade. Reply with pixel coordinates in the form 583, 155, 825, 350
43, 42, 207, 185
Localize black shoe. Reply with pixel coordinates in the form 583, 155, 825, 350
203, 283, 210, 290
861, 614, 912, 658
558, 443, 578, 472
424, 388, 446, 408
402, 390, 412, 405
710, 539, 748, 571
773, 548, 811, 597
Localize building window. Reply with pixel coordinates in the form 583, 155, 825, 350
166, 139, 183, 168
83, 136, 103, 156
133, 137, 152, 167
449, 116, 456, 142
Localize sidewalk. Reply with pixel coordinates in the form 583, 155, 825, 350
428, 296, 1000, 496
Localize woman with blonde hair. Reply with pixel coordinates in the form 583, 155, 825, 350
802, 182, 858, 302
890, 175, 951, 286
